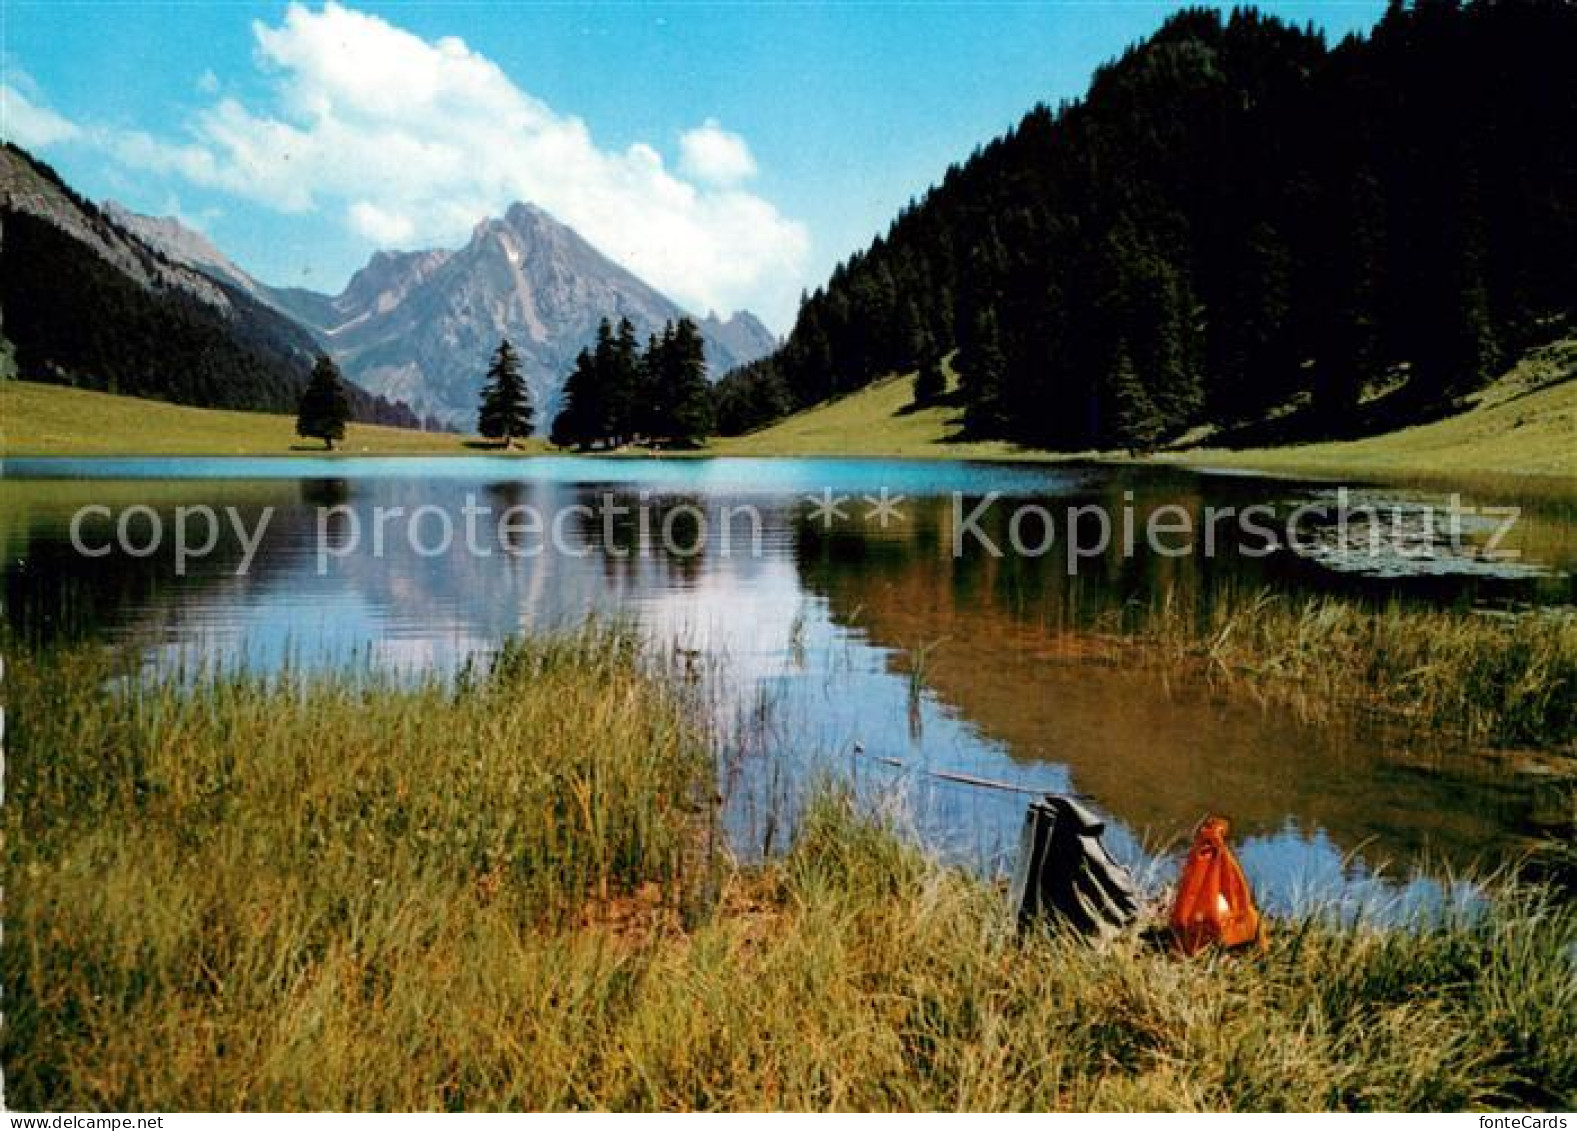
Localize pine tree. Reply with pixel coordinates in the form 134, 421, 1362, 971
476, 338, 533, 447
655, 318, 713, 446
641, 326, 675, 441
551, 348, 598, 449
1108, 340, 1163, 453
894, 297, 925, 371
607, 317, 642, 444
913, 348, 945, 405
785, 300, 835, 404
1209, 221, 1295, 422
1312, 168, 1385, 427
960, 307, 1007, 435
1410, 173, 1502, 403
1136, 253, 1203, 432
296, 354, 351, 450
588, 318, 617, 446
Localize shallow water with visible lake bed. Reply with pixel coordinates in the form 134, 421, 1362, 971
3, 455, 1572, 917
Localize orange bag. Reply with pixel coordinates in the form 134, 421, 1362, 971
1169, 816, 1264, 955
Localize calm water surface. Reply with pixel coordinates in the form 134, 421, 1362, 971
4, 456, 1573, 914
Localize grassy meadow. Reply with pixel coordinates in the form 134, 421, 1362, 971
1172, 341, 1577, 481
4, 625, 1575, 1111
0, 373, 1004, 461
0, 380, 537, 457
5, 340, 1574, 481
718, 348, 1577, 479
710, 369, 1071, 461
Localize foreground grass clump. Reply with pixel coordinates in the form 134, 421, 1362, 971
5, 638, 1574, 1110
2, 627, 709, 1107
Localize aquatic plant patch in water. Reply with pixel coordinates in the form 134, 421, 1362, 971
1109, 586, 1577, 751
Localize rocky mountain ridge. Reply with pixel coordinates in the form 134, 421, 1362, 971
116, 199, 777, 427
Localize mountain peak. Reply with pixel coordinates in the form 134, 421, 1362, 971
504, 200, 551, 226
2, 144, 420, 429
468, 202, 557, 244
118, 193, 783, 429
336, 246, 452, 323
698, 310, 779, 365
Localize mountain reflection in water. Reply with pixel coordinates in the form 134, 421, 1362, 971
3, 457, 1572, 916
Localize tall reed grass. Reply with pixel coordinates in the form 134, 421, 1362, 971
4, 633, 1573, 1110
1091, 586, 1577, 750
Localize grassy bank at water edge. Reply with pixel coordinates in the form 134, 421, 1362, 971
1169, 342, 1577, 481
4, 628, 1573, 1110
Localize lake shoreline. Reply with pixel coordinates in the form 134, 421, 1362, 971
5, 628, 1573, 1111
7, 377, 1576, 487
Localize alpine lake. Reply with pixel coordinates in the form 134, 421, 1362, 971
4, 455, 1573, 917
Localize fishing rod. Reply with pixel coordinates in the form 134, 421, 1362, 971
851, 742, 1093, 801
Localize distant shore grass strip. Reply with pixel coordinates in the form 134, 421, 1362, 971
4, 631, 1574, 1110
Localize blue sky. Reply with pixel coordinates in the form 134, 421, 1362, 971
2, 1, 1385, 330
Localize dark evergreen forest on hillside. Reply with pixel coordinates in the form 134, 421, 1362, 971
1, 146, 421, 428
714, 1, 1577, 448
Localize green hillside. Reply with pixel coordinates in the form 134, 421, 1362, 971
1171, 348, 1577, 480
0, 381, 533, 456
714, 371, 1081, 461
715, 348, 1577, 480
5, 353, 1572, 479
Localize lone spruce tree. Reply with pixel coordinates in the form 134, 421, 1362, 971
296, 354, 351, 450
477, 338, 533, 447
608, 318, 642, 445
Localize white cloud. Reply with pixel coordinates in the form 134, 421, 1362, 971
348, 200, 415, 244
0, 83, 81, 148
86, 2, 807, 326
679, 119, 758, 186
102, 128, 230, 191
157, 192, 222, 232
